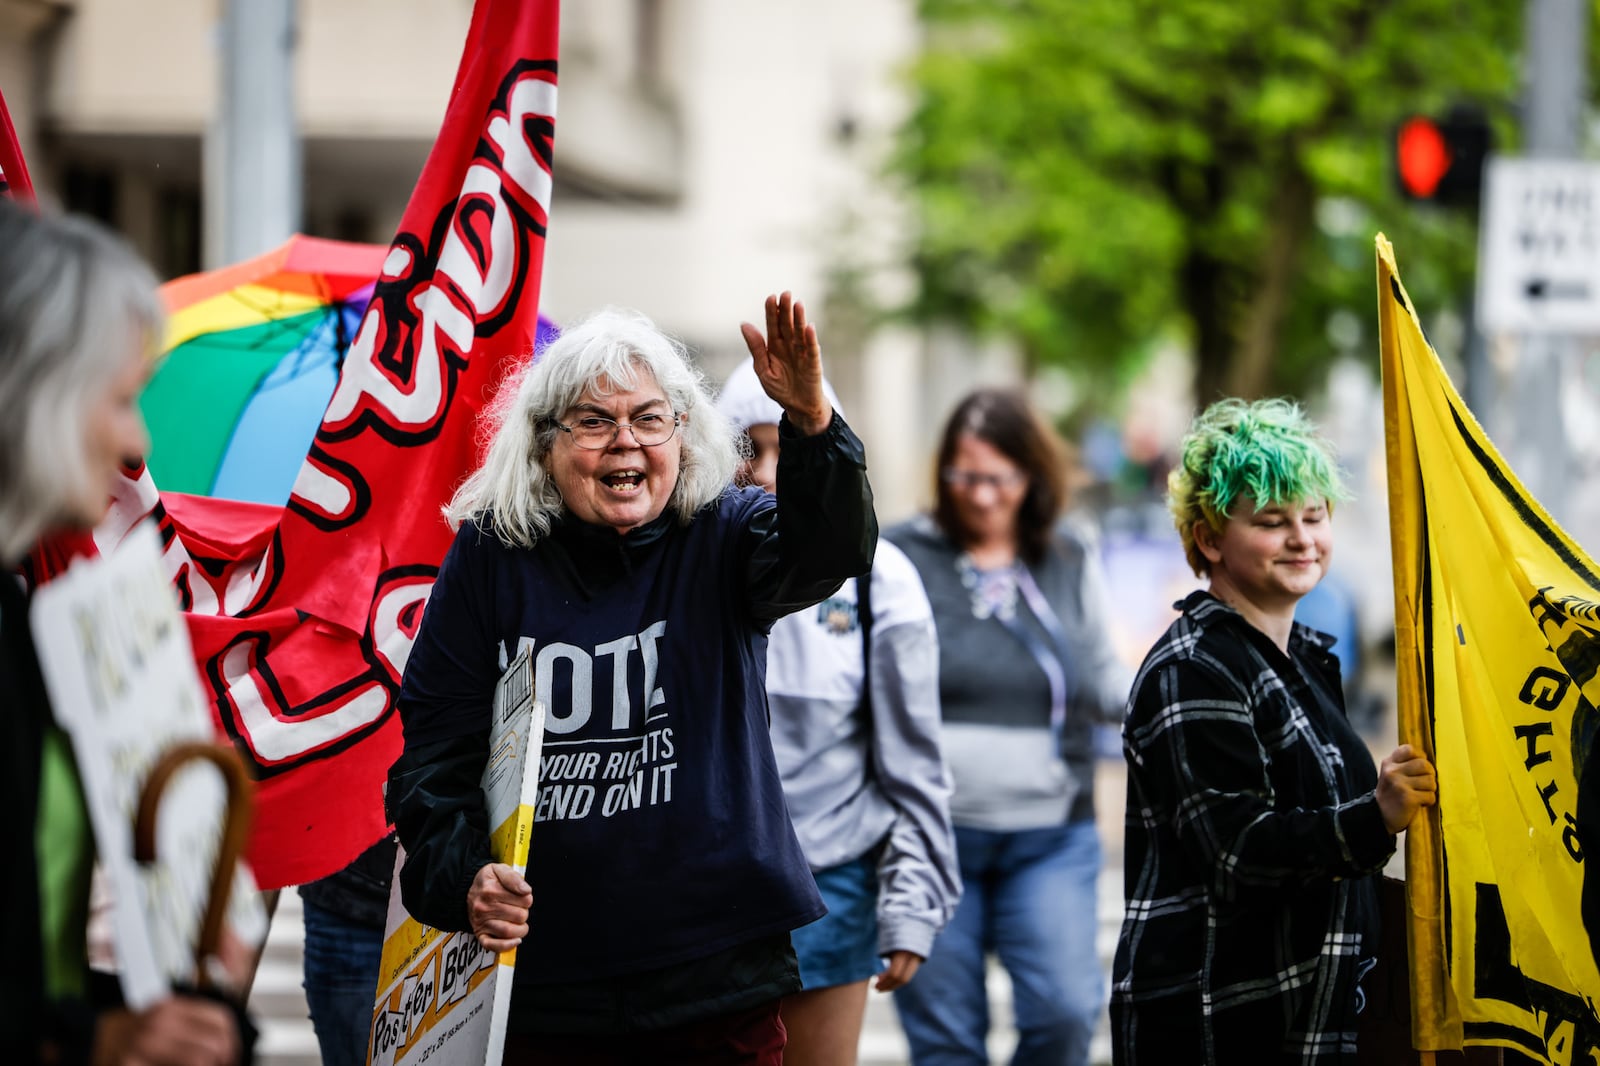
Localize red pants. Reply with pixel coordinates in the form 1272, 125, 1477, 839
500, 1000, 787, 1065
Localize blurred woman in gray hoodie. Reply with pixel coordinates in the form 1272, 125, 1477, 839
717, 360, 961, 1066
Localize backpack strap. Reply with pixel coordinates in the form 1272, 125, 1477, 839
858, 565, 874, 716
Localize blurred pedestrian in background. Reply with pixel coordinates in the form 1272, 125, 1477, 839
1111, 398, 1436, 1065
386, 295, 876, 1064
0, 200, 248, 1065
716, 359, 961, 1066
888, 388, 1129, 1066
296, 834, 394, 1065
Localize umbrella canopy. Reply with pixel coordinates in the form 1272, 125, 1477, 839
143, 236, 386, 505
143, 234, 558, 506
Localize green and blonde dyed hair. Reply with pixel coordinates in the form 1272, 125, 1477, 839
1168, 398, 1348, 576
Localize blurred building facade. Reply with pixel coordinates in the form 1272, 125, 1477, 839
0, 0, 1026, 520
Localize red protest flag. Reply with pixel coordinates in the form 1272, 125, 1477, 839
85, 0, 559, 888
0, 86, 36, 202
222, 0, 557, 886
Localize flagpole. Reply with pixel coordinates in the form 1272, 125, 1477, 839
205, 0, 300, 268
1376, 236, 1463, 1053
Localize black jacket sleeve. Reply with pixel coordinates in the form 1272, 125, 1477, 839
386, 733, 494, 932
743, 411, 878, 622
386, 520, 501, 931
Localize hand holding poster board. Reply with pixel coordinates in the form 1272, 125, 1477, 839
28, 521, 267, 1007
370, 644, 544, 1066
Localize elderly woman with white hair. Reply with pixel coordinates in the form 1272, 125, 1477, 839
387, 293, 877, 1063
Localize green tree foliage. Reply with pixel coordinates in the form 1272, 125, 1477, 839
894, 0, 1520, 404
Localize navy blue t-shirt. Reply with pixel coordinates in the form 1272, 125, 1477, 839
399, 489, 827, 983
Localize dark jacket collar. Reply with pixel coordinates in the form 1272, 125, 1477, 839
546, 508, 677, 598
553, 508, 675, 550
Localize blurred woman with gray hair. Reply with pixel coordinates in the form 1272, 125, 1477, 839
388, 293, 878, 1062
0, 200, 246, 1065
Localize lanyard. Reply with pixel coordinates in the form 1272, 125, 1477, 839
1011, 566, 1078, 749
963, 555, 1077, 750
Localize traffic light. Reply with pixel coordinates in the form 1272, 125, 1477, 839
1394, 108, 1492, 206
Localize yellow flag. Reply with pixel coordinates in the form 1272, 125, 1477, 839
1378, 234, 1600, 1063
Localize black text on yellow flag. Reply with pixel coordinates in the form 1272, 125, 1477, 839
1378, 234, 1600, 1062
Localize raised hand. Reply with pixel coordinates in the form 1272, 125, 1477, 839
467, 862, 533, 954
739, 291, 832, 436
1376, 743, 1438, 834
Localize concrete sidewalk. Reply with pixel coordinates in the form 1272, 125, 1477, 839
252, 759, 1130, 1066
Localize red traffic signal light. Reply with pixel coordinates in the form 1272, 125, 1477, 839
1397, 118, 1452, 199
1393, 108, 1491, 207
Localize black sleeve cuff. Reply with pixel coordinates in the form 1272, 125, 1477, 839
779, 409, 867, 466
1341, 792, 1398, 873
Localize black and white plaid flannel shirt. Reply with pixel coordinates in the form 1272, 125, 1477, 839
1111, 591, 1394, 1065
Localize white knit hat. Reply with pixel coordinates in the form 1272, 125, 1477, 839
714, 357, 843, 432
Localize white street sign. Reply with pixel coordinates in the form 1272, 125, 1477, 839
1477, 157, 1600, 334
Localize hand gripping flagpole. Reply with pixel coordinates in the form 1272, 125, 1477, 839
1377, 235, 1460, 1059
133, 742, 255, 992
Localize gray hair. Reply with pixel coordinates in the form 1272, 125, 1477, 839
447, 306, 740, 546
0, 203, 164, 566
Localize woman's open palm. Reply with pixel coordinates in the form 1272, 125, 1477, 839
739, 291, 830, 435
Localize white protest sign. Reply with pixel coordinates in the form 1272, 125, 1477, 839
369, 645, 544, 1066
29, 521, 266, 1008
1478, 157, 1600, 334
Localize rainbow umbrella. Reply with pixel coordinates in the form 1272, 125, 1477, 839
144, 235, 556, 505
144, 236, 385, 505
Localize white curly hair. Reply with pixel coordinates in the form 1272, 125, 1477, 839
446, 306, 740, 547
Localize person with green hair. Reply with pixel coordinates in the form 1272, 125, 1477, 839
1110, 398, 1436, 1064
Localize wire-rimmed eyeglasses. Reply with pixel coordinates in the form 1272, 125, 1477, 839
941, 468, 1028, 491
553, 411, 684, 450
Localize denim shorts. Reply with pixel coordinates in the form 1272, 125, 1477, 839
789, 853, 881, 990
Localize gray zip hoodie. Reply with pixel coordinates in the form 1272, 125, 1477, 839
888, 515, 1131, 832
765, 543, 962, 960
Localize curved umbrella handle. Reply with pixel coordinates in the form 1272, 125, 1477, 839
132, 741, 255, 991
